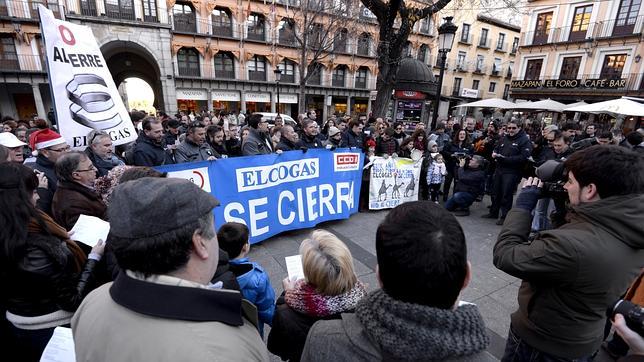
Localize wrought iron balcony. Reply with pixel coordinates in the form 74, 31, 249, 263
0, 0, 62, 20
0, 53, 45, 72
172, 17, 240, 38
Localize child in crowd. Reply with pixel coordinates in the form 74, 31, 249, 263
217, 222, 276, 336
427, 153, 447, 203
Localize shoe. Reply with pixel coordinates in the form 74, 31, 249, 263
481, 213, 498, 219
454, 209, 470, 216
434, 201, 439, 204
496, 218, 505, 226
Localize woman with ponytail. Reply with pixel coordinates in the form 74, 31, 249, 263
0, 163, 104, 361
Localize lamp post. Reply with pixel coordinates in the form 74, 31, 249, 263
431, 16, 458, 130
274, 68, 282, 116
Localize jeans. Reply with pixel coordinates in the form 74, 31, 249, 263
490, 171, 522, 219
531, 198, 553, 232
445, 192, 476, 211
8, 323, 56, 362
502, 326, 595, 362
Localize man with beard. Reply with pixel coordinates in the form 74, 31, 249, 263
175, 122, 216, 163
276, 125, 299, 151
242, 114, 274, 156
132, 117, 175, 166
206, 125, 229, 159
297, 120, 324, 149
85, 130, 124, 177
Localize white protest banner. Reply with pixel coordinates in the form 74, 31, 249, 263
369, 157, 421, 210
39, 5, 136, 149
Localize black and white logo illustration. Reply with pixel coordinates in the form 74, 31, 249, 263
66, 74, 123, 130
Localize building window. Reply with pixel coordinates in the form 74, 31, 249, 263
559, 56, 582, 79
278, 59, 296, 83
419, 17, 432, 34
475, 55, 484, 72
479, 28, 489, 47
177, 47, 200, 77
334, 28, 348, 53
173, 3, 196, 33
569, 5, 593, 41
496, 33, 506, 50
247, 55, 267, 81
332, 66, 346, 87
507, 61, 514, 79
461, 23, 471, 43
80, 0, 97, 16
279, 18, 296, 45
309, 23, 324, 49
511, 37, 519, 53
105, 0, 135, 21
533, 12, 552, 45
307, 63, 323, 85
247, 13, 265, 41
418, 44, 429, 63
214, 52, 234, 79
212, 8, 233, 37
614, 0, 642, 36
355, 67, 368, 88
492, 58, 502, 75
457, 51, 466, 70
0, 36, 19, 70
357, 33, 370, 56
472, 79, 480, 90
600, 54, 627, 79
452, 77, 462, 96
489, 82, 496, 92
524, 58, 543, 80
142, 0, 157, 22
503, 84, 510, 99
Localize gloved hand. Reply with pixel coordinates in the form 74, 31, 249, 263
514, 177, 543, 211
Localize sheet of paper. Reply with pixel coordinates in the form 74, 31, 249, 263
285, 255, 304, 281
69, 214, 110, 247
40, 326, 76, 362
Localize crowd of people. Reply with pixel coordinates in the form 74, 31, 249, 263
0, 109, 643, 361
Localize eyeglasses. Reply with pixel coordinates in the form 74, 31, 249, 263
48, 146, 71, 152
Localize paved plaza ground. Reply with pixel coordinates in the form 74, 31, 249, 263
249, 197, 519, 360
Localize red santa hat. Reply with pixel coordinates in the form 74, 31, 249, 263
29, 128, 66, 154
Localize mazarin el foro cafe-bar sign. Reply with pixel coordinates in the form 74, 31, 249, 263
511, 78, 627, 89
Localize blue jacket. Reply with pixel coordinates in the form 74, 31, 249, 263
230, 258, 276, 334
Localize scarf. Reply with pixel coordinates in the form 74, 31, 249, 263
285, 279, 367, 317
28, 210, 87, 273
356, 289, 489, 361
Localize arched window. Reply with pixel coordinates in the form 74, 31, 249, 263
334, 28, 348, 53
355, 67, 368, 89
173, 3, 196, 33
332, 65, 347, 87
212, 7, 232, 37
177, 47, 200, 76
214, 52, 235, 79
247, 55, 266, 81
105, 0, 135, 21
357, 33, 370, 56
279, 18, 296, 45
247, 13, 265, 41
278, 59, 296, 83
417, 44, 429, 63
307, 63, 323, 85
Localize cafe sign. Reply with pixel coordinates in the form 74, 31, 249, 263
511, 78, 627, 89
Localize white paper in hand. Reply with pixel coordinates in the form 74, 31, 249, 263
69, 214, 110, 247
40, 326, 75, 362
285, 255, 305, 281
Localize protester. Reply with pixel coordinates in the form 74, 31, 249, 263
464, 118, 482, 140
482, 119, 532, 225
391, 121, 407, 146
268, 230, 367, 362
297, 119, 324, 149
217, 222, 275, 336
163, 119, 181, 146
410, 128, 427, 153
442, 129, 473, 202
84, 130, 124, 177
493, 145, 644, 361
132, 117, 174, 166
206, 125, 229, 158
341, 120, 364, 150
51, 152, 107, 230
426, 153, 447, 203
625, 131, 644, 153
0, 163, 104, 361
24, 128, 70, 216
445, 155, 487, 216
302, 202, 493, 361
72, 178, 269, 361
325, 126, 342, 148
0, 132, 28, 163
429, 123, 451, 151
0, 144, 9, 163
242, 114, 274, 156
375, 127, 399, 156
276, 124, 299, 151
579, 123, 596, 140
175, 121, 216, 163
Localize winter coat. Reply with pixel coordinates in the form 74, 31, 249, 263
229, 258, 275, 335
84, 147, 124, 177
242, 129, 274, 156
276, 138, 298, 152
132, 133, 174, 166
341, 130, 363, 150
442, 141, 473, 173
375, 137, 399, 156
493, 130, 532, 174
24, 154, 57, 216
297, 133, 325, 149
427, 162, 447, 185
454, 167, 486, 196
175, 139, 215, 163
493, 194, 644, 359
52, 181, 107, 231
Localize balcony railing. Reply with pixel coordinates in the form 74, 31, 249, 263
0, 53, 45, 72
172, 17, 241, 37
0, 0, 62, 20
459, 33, 472, 44
520, 15, 644, 46
473, 65, 487, 74
355, 79, 367, 89
64, 0, 168, 23
477, 37, 490, 48
510, 73, 643, 92
495, 42, 507, 52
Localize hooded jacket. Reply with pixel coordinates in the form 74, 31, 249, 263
493, 194, 644, 359
493, 129, 532, 173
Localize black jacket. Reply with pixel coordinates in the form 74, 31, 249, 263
454, 167, 486, 196
341, 130, 364, 150
442, 141, 473, 173
493, 130, 533, 173
375, 137, 399, 156
276, 138, 298, 152
132, 133, 174, 166
297, 133, 325, 149
25, 155, 57, 216
84, 148, 122, 177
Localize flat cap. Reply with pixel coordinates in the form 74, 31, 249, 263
108, 177, 219, 238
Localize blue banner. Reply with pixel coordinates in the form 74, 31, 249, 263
157, 149, 364, 244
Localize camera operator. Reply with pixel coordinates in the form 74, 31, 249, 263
444, 155, 487, 216
493, 145, 644, 361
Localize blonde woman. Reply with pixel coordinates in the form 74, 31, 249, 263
267, 230, 367, 362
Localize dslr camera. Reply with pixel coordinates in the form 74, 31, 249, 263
607, 300, 644, 336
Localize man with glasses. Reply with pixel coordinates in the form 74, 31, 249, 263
52, 151, 106, 231
85, 130, 124, 177
392, 122, 407, 147
175, 122, 216, 163
482, 119, 532, 225
0, 132, 28, 164
24, 128, 70, 216
242, 114, 274, 156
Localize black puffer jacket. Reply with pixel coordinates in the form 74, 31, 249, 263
454, 166, 486, 196
493, 130, 533, 173
132, 133, 174, 166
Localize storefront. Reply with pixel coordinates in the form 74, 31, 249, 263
331, 96, 348, 116
393, 91, 428, 131
244, 92, 271, 113
352, 97, 369, 116
307, 95, 325, 121
274, 93, 298, 119
392, 57, 437, 131
176, 89, 208, 113
212, 90, 241, 112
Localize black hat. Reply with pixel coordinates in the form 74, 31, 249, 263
108, 177, 219, 239
167, 119, 181, 129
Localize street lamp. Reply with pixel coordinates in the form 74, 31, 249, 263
431, 16, 458, 130
274, 68, 282, 116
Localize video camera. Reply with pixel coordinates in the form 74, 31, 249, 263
608, 300, 644, 336
452, 152, 472, 160
535, 160, 567, 199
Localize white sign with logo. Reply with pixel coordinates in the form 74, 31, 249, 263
167, 167, 212, 193
39, 5, 137, 149
212, 90, 241, 101
244, 92, 270, 103
176, 89, 208, 100
461, 88, 479, 98
369, 157, 421, 210
274, 94, 298, 104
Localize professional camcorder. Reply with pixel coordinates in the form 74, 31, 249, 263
452, 152, 472, 160
535, 160, 567, 199
608, 300, 644, 336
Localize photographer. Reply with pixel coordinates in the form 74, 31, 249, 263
444, 155, 486, 216
493, 145, 644, 361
